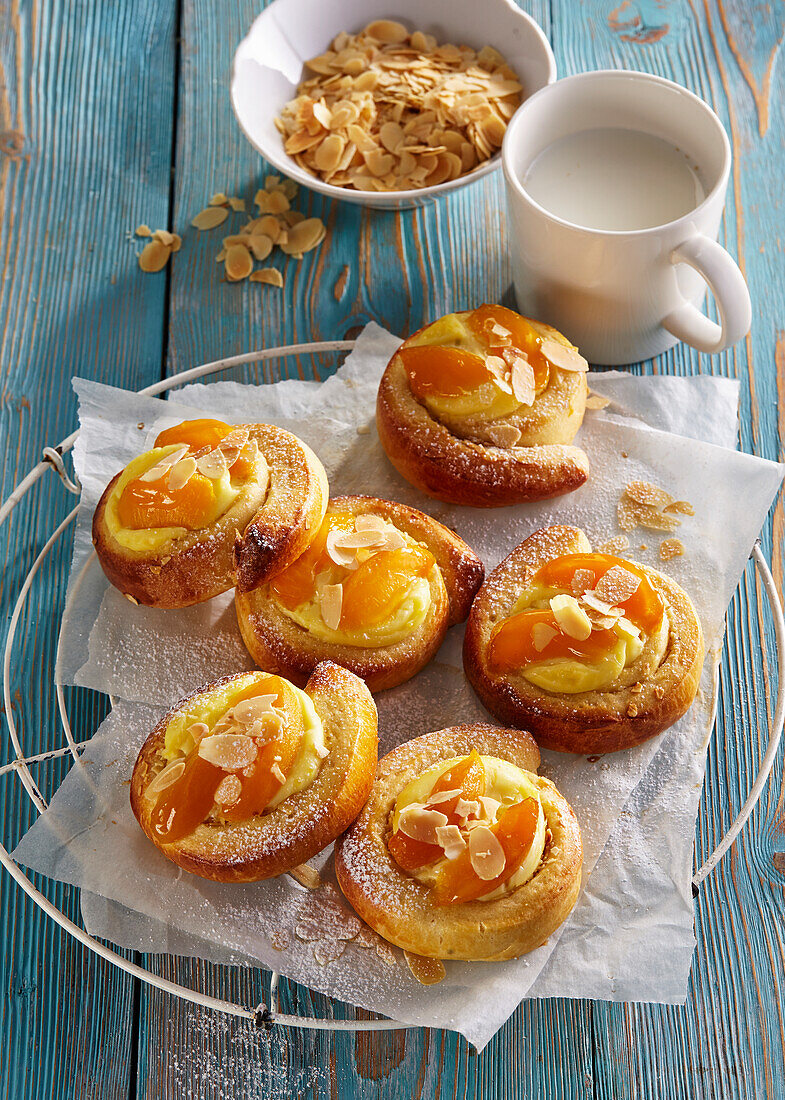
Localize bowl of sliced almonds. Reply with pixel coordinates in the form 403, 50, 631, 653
230, 0, 556, 208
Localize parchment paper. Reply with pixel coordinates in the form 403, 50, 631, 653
15, 324, 783, 1049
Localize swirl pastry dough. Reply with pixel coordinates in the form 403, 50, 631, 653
235, 494, 484, 692
376, 305, 590, 507
463, 525, 704, 754
335, 724, 582, 961
130, 662, 377, 882
92, 418, 328, 608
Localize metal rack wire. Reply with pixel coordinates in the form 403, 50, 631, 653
1, 341, 783, 1033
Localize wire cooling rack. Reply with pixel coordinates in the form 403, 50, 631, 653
1, 341, 783, 1033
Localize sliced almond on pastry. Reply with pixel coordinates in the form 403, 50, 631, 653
197, 733, 257, 770
478, 795, 502, 822
145, 758, 185, 798
532, 622, 557, 652
214, 774, 242, 807
468, 825, 506, 880
615, 616, 641, 640
425, 787, 462, 806
540, 336, 589, 372
232, 694, 278, 724
510, 356, 536, 406
594, 566, 641, 605
167, 456, 197, 491
581, 592, 619, 616
625, 480, 673, 510
319, 583, 343, 630
354, 514, 387, 534
454, 797, 480, 821
570, 568, 596, 596
397, 804, 448, 845
138, 445, 190, 482
435, 824, 466, 860
550, 594, 592, 640
325, 531, 359, 568
486, 422, 521, 448
196, 448, 229, 479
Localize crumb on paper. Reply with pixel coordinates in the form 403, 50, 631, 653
659, 538, 685, 561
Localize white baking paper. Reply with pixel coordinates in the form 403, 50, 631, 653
15, 324, 783, 1049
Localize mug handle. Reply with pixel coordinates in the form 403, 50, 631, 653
662, 235, 751, 354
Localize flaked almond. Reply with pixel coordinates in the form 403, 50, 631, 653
468, 825, 506, 880
196, 448, 228, 480
250, 267, 284, 287
595, 535, 630, 555
615, 616, 641, 640
634, 504, 682, 533
138, 240, 171, 273
197, 733, 257, 771
435, 824, 466, 859
365, 19, 409, 43
214, 774, 242, 807
660, 537, 685, 560
319, 583, 343, 630
354, 514, 387, 534
617, 498, 641, 532
191, 206, 229, 230
248, 234, 273, 262
581, 592, 621, 617
625, 480, 674, 510
225, 243, 253, 282
585, 391, 611, 410
138, 445, 189, 482
479, 795, 502, 822
135, 224, 152, 237
379, 529, 407, 552
454, 798, 480, 821
487, 422, 521, 448
314, 133, 345, 173
405, 952, 446, 985
312, 100, 333, 129
532, 621, 558, 652
228, 196, 245, 212
594, 566, 641, 605
550, 593, 592, 640
425, 787, 462, 806
511, 356, 536, 405
325, 530, 359, 569
397, 804, 448, 844
186, 721, 209, 740
271, 761, 286, 784
540, 336, 589, 372
167, 456, 197, 491
232, 694, 278, 724
145, 759, 185, 798
570, 568, 596, 596
664, 500, 694, 516
289, 863, 321, 889
209, 192, 229, 206
333, 530, 386, 551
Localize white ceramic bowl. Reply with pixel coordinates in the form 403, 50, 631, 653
230, 0, 556, 209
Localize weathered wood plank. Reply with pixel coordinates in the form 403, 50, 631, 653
0, 1, 178, 1097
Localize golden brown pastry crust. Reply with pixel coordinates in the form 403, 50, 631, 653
130, 662, 378, 882
335, 724, 583, 961
376, 317, 590, 507
235, 495, 484, 692
92, 423, 328, 608
463, 525, 705, 754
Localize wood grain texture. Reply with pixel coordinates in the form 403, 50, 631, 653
1, 0, 784, 1096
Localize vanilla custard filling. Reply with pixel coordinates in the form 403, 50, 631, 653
274, 519, 435, 648
161, 673, 327, 810
104, 444, 268, 553
392, 755, 547, 901
510, 580, 668, 694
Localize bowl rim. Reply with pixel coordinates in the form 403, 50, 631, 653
229, 0, 557, 205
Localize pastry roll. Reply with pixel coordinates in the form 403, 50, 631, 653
463, 525, 704, 753
130, 662, 377, 882
92, 418, 328, 608
335, 724, 582, 961
376, 304, 590, 507
235, 495, 484, 691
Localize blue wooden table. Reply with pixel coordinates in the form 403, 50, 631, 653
2, 1, 784, 1096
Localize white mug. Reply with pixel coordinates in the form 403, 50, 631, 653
501, 70, 752, 364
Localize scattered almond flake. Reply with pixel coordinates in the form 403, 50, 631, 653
225, 243, 253, 282
594, 566, 641, 605
314, 938, 347, 965
468, 825, 506, 880
486, 422, 521, 448
197, 733, 257, 771
289, 863, 321, 889
135, 224, 152, 237
232, 694, 278, 724
271, 761, 286, 784
664, 500, 695, 516
425, 787, 462, 806
250, 268, 284, 287
319, 583, 343, 630
209, 192, 229, 206
478, 795, 502, 822
145, 759, 185, 798
138, 240, 172, 273
354, 513, 387, 534
152, 228, 181, 251
214, 774, 242, 807
167, 456, 197, 492
435, 824, 466, 859
186, 721, 209, 739
275, 22, 522, 193
595, 535, 630, 556
615, 616, 641, 640
124, 593, 138, 604
269, 928, 290, 951
585, 391, 611, 409
550, 593, 592, 640
405, 952, 446, 985
511, 357, 536, 405
454, 798, 480, 822
531, 622, 557, 652
625, 480, 674, 510
570, 568, 596, 596
397, 805, 448, 844
581, 592, 620, 617
539, 336, 589, 372
228, 196, 245, 212
138, 445, 190, 481
315, 742, 330, 759
660, 538, 685, 561
279, 217, 327, 256
248, 233, 274, 262
283, 209, 305, 227
634, 503, 682, 533
191, 206, 229, 230
617, 498, 641, 531
195, 448, 228, 480
334, 530, 386, 551
325, 531, 359, 569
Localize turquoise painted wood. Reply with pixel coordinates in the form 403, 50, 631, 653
1, 0, 783, 1096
